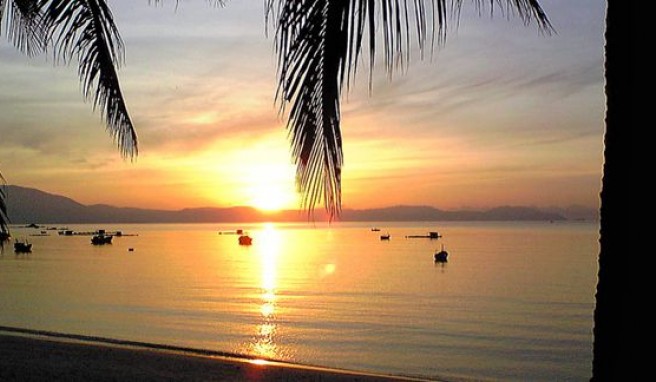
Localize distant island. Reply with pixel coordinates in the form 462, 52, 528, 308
3, 185, 597, 224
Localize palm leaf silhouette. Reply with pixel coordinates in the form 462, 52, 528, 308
0, 172, 8, 234
269, 0, 551, 220
40, 0, 137, 158
0, 0, 46, 55
1, 0, 137, 230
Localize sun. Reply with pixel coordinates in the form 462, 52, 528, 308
202, 134, 300, 212
250, 185, 296, 212
243, 161, 299, 212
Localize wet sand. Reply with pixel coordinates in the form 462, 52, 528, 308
0, 327, 431, 381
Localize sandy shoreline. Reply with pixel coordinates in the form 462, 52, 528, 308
0, 327, 433, 381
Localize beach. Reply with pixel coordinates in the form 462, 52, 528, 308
0, 328, 427, 381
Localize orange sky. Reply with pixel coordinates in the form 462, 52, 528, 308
0, 1, 605, 213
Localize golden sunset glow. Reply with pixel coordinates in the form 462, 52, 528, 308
204, 135, 300, 211
250, 224, 282, 360
0, 1, 608, 381
0, 1, 604, 215
248, 181, 296, 212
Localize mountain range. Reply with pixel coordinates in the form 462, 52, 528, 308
3, 185, 597, 224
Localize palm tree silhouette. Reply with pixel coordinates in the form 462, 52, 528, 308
591, 1, 626, 380
0, 172, 7, 237
1, 0, 622, 379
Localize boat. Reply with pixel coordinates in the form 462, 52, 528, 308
434, 245, 448, 263
371, 228, 381, 232
14, 240, 32, 253
218, 229, 244, 235
91, 235, 113, 245
406, 231, 442, 239
380, 234, 391, 240
238, 235, 253, 245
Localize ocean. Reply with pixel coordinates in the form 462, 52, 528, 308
0, 221, 598, 381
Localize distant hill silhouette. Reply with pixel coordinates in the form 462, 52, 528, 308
340, 205, 573, 221
3, 185, 581, 224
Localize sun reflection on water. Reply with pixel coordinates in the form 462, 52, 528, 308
250, 224, 281, 360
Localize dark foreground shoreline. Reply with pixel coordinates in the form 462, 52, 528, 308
0, 327, 432, 381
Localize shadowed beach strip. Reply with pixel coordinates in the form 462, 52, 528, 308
0, 326, 434, 381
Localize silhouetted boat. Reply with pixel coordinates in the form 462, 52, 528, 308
406, 231, 442, 239
371, 228, 381, 232
238, 235, 253, 245
218, 229, 244, 235
91, 235, 113, 245
434, 245, 448, 263
14, 240, 32, 253
380, 234, 391, 240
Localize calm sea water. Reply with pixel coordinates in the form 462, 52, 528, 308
0, 221, 598, 381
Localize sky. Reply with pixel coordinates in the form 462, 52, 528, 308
0, 0, 606, 213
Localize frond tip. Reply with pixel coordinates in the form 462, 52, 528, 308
41, 0, 138, 158
0, 172, 9, 234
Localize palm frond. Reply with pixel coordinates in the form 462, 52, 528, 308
0, 171, 9, 235
271, 0, 352, 220
269, 0, 551, 220
40, 0, 137, 158
147, 1, 226, 8
467, 0, 552, 29
1, 0, 46, 56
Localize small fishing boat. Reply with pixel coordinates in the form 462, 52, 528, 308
91, 235, 113, 245
434, 245, 448, 263
406, 231, 442, 239
238, 235, 253, 246
380, 234, 391, 240
218, 229, 244, 235
14, 240, 32, 253
371, 227, 381, 232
